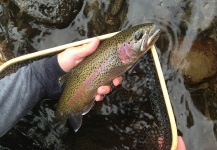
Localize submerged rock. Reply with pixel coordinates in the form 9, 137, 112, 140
10, 0, 83, 27
170, 37, 217, 84
0, 2, 10, 39
189, 74, 217, 119
83, 0, 127, 37
203, 75, 217, 120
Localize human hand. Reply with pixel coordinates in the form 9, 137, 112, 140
177, 136, 186, 150
57, 37, 122, 101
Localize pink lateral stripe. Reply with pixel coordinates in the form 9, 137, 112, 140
66, 56, 113, 110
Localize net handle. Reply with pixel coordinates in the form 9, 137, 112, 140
151, 45, 178, 150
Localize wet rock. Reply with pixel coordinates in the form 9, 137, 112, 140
111, 0, 124, 15
0, 52, 6, 65
188, 73, 217, 120
0, 2, 10, 40
83, 0, 128, 37
0, 2, 8, 25
170, 38, 217, 84
9, 0, 83, 27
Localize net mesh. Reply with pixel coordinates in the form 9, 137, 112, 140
0, 50, 173, 149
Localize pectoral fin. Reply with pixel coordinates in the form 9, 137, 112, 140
69, 112, 82, 132
108, 64, 132, 80
82, 98, 95, 115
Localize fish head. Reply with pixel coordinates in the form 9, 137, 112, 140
118, 23, 161, 64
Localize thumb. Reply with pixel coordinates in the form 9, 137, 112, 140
74, 37, 100, 58
57, 37, 100, 72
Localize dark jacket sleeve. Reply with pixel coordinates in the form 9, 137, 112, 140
0, 55, 65, 137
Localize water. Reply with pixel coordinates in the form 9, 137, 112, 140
0, 0, 217, 149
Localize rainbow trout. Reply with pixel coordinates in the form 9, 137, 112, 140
56, 23, 161, 131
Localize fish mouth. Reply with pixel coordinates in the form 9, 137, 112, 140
147, 27, 161, 48
140, 24, 161, 52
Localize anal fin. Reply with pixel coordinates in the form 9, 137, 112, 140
68, 99, 95, 132
82, 98, 95, 115
69, 113, 82, 132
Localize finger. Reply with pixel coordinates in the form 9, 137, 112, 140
177, 136, 186, 150
97, 86, 111, 95
112, 76, 123, 86
157, 136, 164, 149
95, 94, 104, 102
73, 37, 100, 58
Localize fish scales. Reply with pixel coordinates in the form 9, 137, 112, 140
56, 23, 161, 131
57, 35, 122, 114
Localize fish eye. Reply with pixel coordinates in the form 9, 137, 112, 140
134, 29, 144, 41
